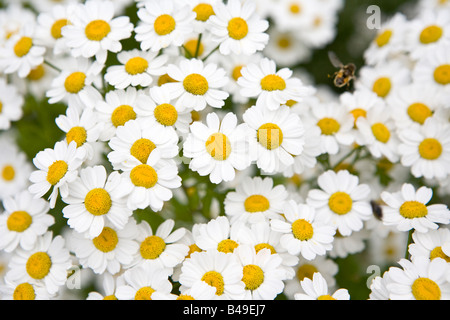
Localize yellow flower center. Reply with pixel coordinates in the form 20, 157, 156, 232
2, 164, 15, 181
257, 123, 283, 150
14, 36, 32, 57
7, 211, 32, 233
418, 138, 443, 160
318, 295, 337, 300
399, 201, 428, 219
430, 246, 450, 262
93, 227, 118, 253
254, 243, 276, 255
420, 25, 443, 44
187, 243, 202, 259
244, 195, 270, 213
154, 14, 176, 36
125, 57, 149, 75
292, 219, 314, 241
232, 65, 243, 81
111, 105, 136, 128
205, 133, 231, 161
434, 64, 450, 85
66, 126, 87, 148
371, 123, 391, 143
140, 235, 166, 260
103, 295, 118, 300
135, 286, 155, 300
184, 39, 205, 57
13, 283, 36, 300
375, 29, 392, 47
201, 271, 225, 296
217, 239, 239, 254
350, 108, 367, 125
85, 19, 111, 41
154, 103, 178, 126
289, 3, 301, 14
26, 252, 52, 280
177, 294, 195, 300
277, 36, 291, 49
328, 192, 353, 215
193, 3, 215, 22
242, 264, 265, 291
84, 188, 112, 216
183, 73, 209, 95
372, 77, 391, 98
260, 74, 287, 91
227, 17, 249, 40
130, 138, 156, 164
51, 19, 71, 39
64, 72, 86, 94
130, 164, 158, 189
158, 73, 177, 86
407, 103, 432, 125
412, 278, 441, 300
27, 64, 46, 81
296, 264, 318, 281
46, 160, 68, 185
317, 118, 340, 136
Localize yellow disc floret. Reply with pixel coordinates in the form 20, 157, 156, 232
51, 19, 71, 39
140, 235, 166, 260
407, 103, 432, 125
130, 138, 156, 164
317, 118, 340, 136
227, 17, 249, 40
399, 201, 428, 219
154, 14, 176, 36
46, 160, 68, 185
201, 271, 225, 296
130, 164, 158, 189
125, 57, 149, 75
375, 29, 392, 47
7, 211, 32, 233
66, 126, 87, 148
135, 286, 155, 300
260, 74, 286, 91
154, 103, 178, 126
292, 219, 314, 241
371, 123, 391, 143
84, 188, 112, 216
257, 123, 283, 150
193, 3, 215, 22
412, 277, 441, 300
111, 105, 136, 128
217, 239, 239, 254
26, 252, 52, 280
85, 20, 111, 41
433, 64, 450, 85
14, 36, 32, 57
64, 72, 86, 94
418, 138, 443, 160
205, 133, 231, 161
244, 195, 270, 213
2, 164, 15, 181
328, 191, 353, 215
296, 264, 318, 281
372, 77, 391, 98
430, 246, 450, 262
93, 227, 118, 253
183, 73, 209, 95
13, 283, 36, 300
242, 264, 265, 291
419, 25, 443, 44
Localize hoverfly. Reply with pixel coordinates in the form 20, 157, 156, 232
328, 51, 356, 89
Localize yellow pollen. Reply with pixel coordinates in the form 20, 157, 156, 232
103, 295, 118, 300
140, 235, 166, 260
201, 271, 225, 296
257, 123, 283, 150
64, 71, 86, 94
183, 73, 209, 95
154, 14, 176, 36
375, 29, 392, 47
125, 57, 148, 75
434, 65, 450, 85
158, 73, 177, 86
350, 108, 367, 125
418, 138, 443, 160
277, 36, 291, 49
232, 65, 243, 81
399, 201, 428, 219
193, 3, 215, 22
317, 117, 340, 135
2, 164, 15, 181
154, 103, 178, 126
14, 36, 32, 57
51, 19, 71, 39
255, 243, 276, 255
46, 160, 68, 185
26, 252, 52, 280
130, 138, 156, 164
407, 103, 432, 124
260, 74, 286, 91
130, 164, 158, 189
318, 295, 337, 300
289, 3, 301, 14
85, 19, 111, 41
420, 25, 443, 44
205, 133, 231, 161
217, 239, 239, 254
372, 77, 392, 98
430, 246, 450, 262
227, 17, 249, 40
66, 126, 87, 148
135, 286, 155, 300
184, 39, 205, 57
328, 192, 353, 215
187, 243, 202, 259
111, 105, 136, 128
190, 110, 201, 123
7, 211, 32, 233
296, 264, 318, 282
371, 123, 391, 143
285, 99, 297, 107
13, 283, 36, 300
412, 278, 441, 300
93, 227, 118, 253
84, 188, 112, 216
242, 264, 265, 291
244, 195, 270, 213
27, 64, 46, 81
177, 294, 195, 300
0, 101, 2, 113
292, 219, 314, 241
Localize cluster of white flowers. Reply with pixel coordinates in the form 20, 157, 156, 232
0, 0, 449, 301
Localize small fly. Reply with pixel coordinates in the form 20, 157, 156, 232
328, 51, 356, 89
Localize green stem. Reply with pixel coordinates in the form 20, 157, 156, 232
44, 59, 61, 72
202, 44, 220, 62
181, 45, 193, 59
194, 33, 203, 58
332, 145, 363, 170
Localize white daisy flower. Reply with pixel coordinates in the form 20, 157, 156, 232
369, 271, 392, 300
297, 5, 339, 49
0, 278, 53, 300
270, 0, 317, 33
386, 256, 450, 300
183, 112, 254, 184
224, 176, 288, 225
185, 0, 219, 33
104, 49, 168, 89
238, 57, 315, 111
409, 228, 450, 262
398, 117, 450, 180
243, 104, 304, 174
164, 58, 229, 111
294, 272, 350, 300
0, 190, 53, 253
328, 229, 368, 259
61, 165, 133, 239
69, 218, 140, 275
86, 272, 125, 300
0, 77, 24, 130
178, 249, 245, 300
176, 281, 217, 300
380, 183, 450, 233
208, 0, 269, 56
61, 0, 133, 64
5, 232, 72, 296
28, 140, 86, 208
271, 200, 336, 260
134, 0, 195, 52
306, 169, 372, 236
0, 4, 36, 47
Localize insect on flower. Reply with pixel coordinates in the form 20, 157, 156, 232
328, 51, 356, 89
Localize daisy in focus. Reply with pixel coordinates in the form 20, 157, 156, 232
409, 228, 450, 262
294, 272, 350, 300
